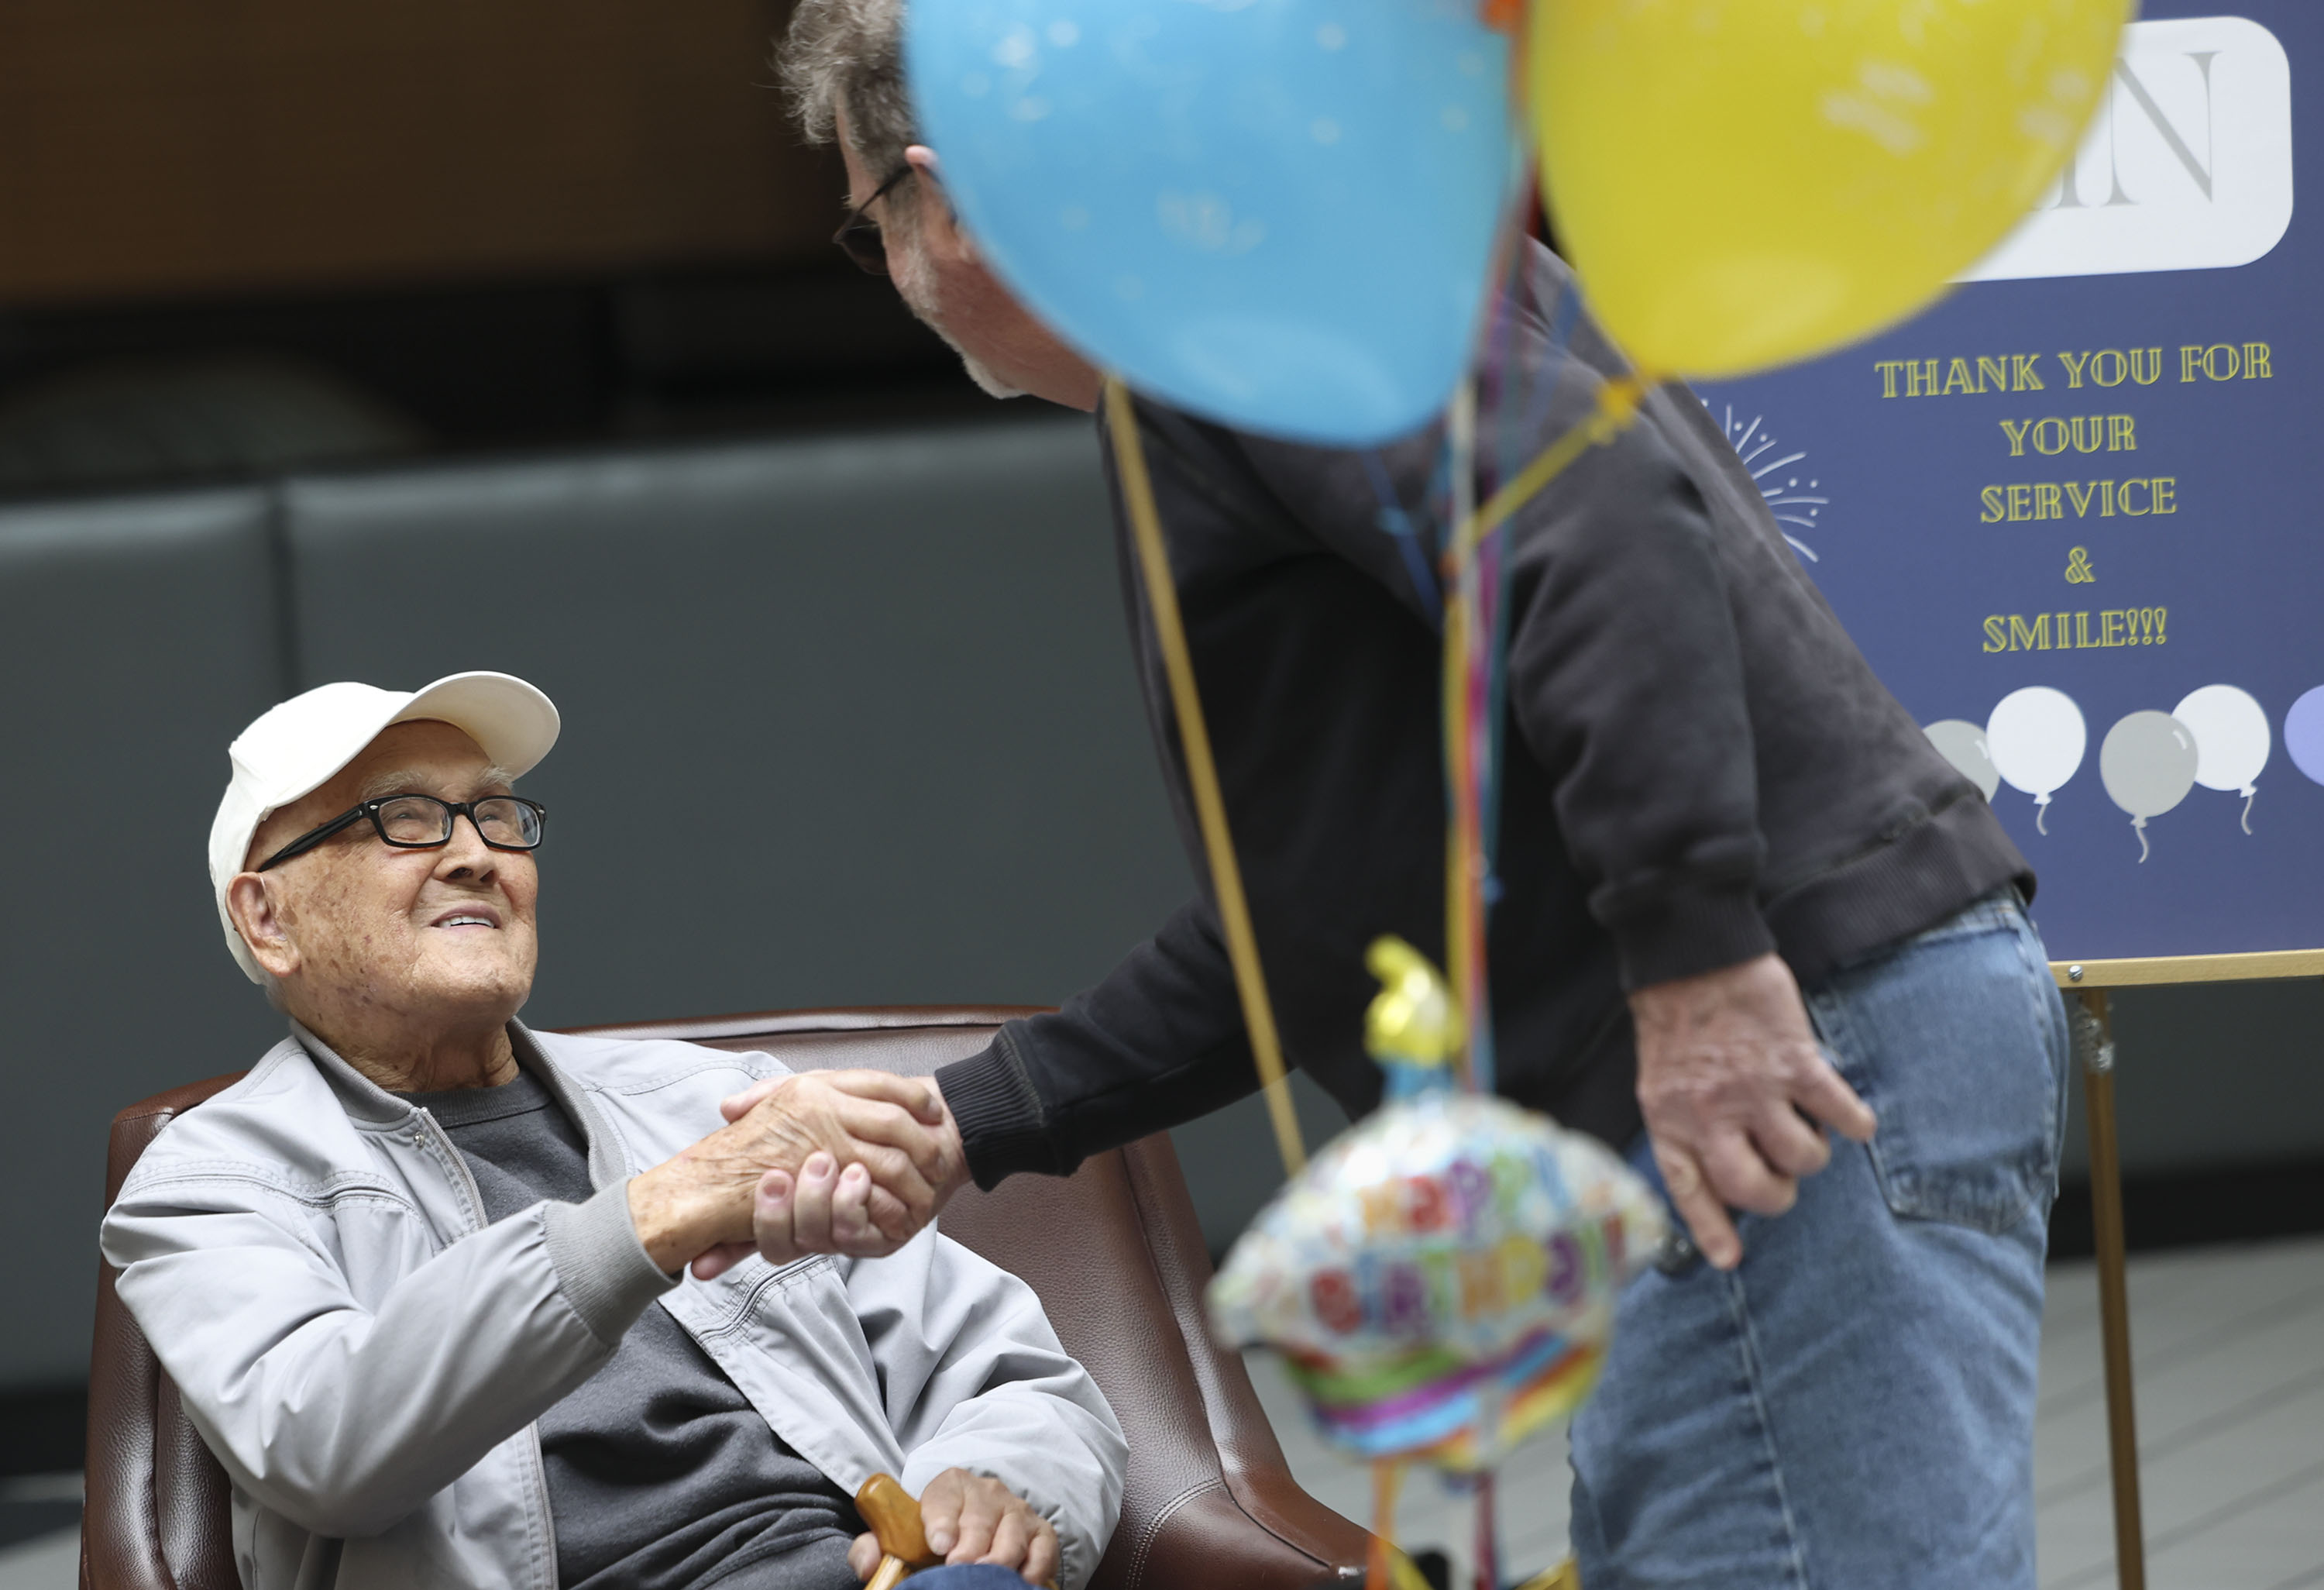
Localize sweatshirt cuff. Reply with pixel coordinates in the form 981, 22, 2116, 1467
1604, 877, 1779, 990
541, 1177, 680, 1347
936, 1029, 1059, 1191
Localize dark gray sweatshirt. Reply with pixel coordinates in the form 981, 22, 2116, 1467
936, 242, 2031, 1182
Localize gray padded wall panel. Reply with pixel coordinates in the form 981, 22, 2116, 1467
283, 418, 1195, 1028
0, 490, 289, 1389
2056, 979, 2324, 1180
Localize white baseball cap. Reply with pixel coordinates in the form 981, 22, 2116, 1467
208, 672, 562, 983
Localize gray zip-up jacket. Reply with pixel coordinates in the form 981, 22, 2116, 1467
99, 1023, 1126, 1590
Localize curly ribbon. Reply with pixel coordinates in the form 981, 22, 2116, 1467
1105, 377, 1308, 1178
1442, 377, 1487, 1095
1441, 373, 1648, 1100
1463, 376, 1646, 551
1364, 1461, 1435, 1590
1473, 1469, 1500, 1590
1369, 1460, 1402, 1590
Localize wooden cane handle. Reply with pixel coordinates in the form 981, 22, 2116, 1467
856, 1472, 941, 1588
856, 1471, 1059, 1590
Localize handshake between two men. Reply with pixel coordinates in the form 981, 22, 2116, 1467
626, 1068, 972, 1279
622, 1068, 1061, 1581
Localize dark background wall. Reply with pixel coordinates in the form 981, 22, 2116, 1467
0, 2, 831, 305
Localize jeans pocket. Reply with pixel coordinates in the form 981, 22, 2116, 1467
1805, 897, 2068, 1236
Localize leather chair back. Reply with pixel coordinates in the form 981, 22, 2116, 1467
83, 1007, 1367, 1590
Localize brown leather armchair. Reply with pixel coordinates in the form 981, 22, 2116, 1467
81, 1006, 1370, 1590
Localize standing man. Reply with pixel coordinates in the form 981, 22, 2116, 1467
769, 3, 2071, 1583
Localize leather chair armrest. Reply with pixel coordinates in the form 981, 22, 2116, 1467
1122, 1135, 1371, 1582
85, 1079, 246, 1590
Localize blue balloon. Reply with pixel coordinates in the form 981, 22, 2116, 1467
906, 0, 1515, 446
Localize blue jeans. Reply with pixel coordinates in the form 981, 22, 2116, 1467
1569, 892, 2070, 1588
911, 1568, 1040, 1588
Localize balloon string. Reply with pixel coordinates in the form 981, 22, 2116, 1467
1464, 264, 1585, 1096
2134, 817, 2150, 864
1521, 280, 1585, 446
1444, 380, 1484, 1093
1443, 372, 1646, 1097
1458, 374, 1648, 559
1362, 449, 1442, 613
1104, 377, 1307, 1179
2243, 790, 2256, 835
1367, 1460, 1405, 1590
1473, 1468, 1501, 1590
2037, 800, 2051, 836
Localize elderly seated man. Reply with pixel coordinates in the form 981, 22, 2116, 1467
100, 672, 1126, 1590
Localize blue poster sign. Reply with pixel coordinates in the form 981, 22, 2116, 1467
1696, 3, 2316, 964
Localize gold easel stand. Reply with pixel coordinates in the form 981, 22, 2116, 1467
2067, 983, 2144, 1590
2045, 948, 2324, 1588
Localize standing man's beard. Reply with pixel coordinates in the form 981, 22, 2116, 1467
891, 230, 1026, 401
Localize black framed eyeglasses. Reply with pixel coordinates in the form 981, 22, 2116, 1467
833, 164, 916, 276
256, 794, 548, 872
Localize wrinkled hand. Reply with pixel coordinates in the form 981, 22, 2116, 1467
689, 1072, 970, 1279
1628, 952, 1877, 1271
846, 1468, 1059, 1587
682, 1071, 958, 1279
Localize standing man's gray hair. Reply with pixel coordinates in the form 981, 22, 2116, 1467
782, 0, 920, 220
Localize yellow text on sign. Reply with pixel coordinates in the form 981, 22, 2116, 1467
1980, 480, 2177, 522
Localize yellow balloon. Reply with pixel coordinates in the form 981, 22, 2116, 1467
1532, 0, 2134, 379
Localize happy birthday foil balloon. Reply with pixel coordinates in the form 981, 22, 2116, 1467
1208, 939, 1666, 1469
1532, 0, 2133, 378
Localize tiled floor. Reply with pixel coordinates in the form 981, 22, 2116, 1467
2033, 1237, 2324, 1590
9, 1237, 2320, 1590
0, 1474, 76, 1590
0, 1532, 72, 1590
1246, 1234, 2324, 1590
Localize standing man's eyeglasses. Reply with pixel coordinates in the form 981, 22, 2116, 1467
256, 794, 548, 872
833, 165, 916, 276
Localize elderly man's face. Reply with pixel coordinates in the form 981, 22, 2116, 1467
232, 720, 539, 1034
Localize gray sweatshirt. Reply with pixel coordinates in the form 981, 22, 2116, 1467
401, 1068, 860, 1590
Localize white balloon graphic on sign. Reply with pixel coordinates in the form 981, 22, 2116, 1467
1923, 720, 2001, 800
2172, 684, 2271, 833
1987, 687, 2087, 833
